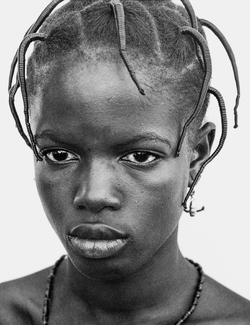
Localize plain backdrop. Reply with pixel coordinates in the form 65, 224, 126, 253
0, 0, 249, 300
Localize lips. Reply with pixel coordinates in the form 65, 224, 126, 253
69, 223, 128, 240
68, 224, 129, 259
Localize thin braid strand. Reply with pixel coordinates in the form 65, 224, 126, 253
110, 0, 145, 95
200, 18, 240, 128
176, 27, 212, 157
183, 86, 228, 208
8, 28, 35, 148
9, 0, 65, 92
180, 0, 204, 70
18, 33, 47, 160
9, 83, 32, 148
180, 0, 198, 30
9, 26, 33, 92
8, 0, 66, 159
29, 0, 65, 35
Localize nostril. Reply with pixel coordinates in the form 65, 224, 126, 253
73, 188, 121, 212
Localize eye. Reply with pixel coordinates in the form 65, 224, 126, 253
41, 149, 79, 164
121, 151, 159, 165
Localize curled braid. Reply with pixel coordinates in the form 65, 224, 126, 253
180, 0, 198, 30
110, 0, 145, 95
8, 0, 65, 160
183, 86, 228, 209
18, 33, 47, 160
9, 0, 65, 91
171, 1, 240, 205
200, 18, 240, 128
8, 26, 32, 92
9, 82, 31, 148
180, 0, 204, 69
175, 26, 212, 157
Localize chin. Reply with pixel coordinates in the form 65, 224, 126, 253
71, 258, 136, 281
67, 247, 148, 282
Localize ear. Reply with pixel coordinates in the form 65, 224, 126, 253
189, 122, 216, 186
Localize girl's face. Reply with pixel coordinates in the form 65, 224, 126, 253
31, 59, 192, 280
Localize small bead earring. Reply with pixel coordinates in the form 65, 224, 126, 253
184, 191, 205, 217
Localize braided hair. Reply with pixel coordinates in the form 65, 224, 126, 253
8, 0, 240, 208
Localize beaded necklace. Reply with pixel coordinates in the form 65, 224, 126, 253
42, 255, 204, 325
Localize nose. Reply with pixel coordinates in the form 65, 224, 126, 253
73, 159, 122, 212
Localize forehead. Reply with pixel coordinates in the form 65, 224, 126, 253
30, 59, 181, 147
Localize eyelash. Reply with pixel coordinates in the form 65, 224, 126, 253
121, 151, 160, 166
41, 149, 78, 164
40, 149, 160, 167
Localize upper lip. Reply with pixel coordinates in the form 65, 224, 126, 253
68, 223, 128, 240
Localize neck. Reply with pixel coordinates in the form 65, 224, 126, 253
59, 229, 197, 314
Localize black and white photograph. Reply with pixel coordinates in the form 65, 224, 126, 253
1, 0, 249, 324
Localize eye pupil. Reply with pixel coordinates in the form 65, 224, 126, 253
53, 151, 68, 161
134, 152, 148, 162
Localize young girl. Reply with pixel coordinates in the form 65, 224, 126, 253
1, 0, 250, 324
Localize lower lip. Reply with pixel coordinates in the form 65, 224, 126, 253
68, 236, 129, 259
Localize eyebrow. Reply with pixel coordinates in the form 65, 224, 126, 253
35, 130, 172, 149
114, 132, 173, 150
35, 130, 67, 144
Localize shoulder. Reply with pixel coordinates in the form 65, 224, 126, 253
194, 275, 250, 325
0, 267, 50, 325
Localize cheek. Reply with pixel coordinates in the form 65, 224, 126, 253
34, 165, 73, 232
132, 158, 188, 209
125, 160, 188, 242
34, 155, 189, 246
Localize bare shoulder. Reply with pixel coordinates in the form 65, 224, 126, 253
0, 267, 51, 325
194, 274, 250, 325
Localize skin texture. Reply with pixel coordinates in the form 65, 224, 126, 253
32, 59, 189, 279
1, 58, 250, 324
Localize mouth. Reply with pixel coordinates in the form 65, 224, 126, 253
67, 224, 130, 259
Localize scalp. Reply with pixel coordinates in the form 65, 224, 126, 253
30, 0, 203, 67
27, 0, 206, 123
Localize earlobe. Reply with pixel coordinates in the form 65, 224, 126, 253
189, 122, 216, 186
